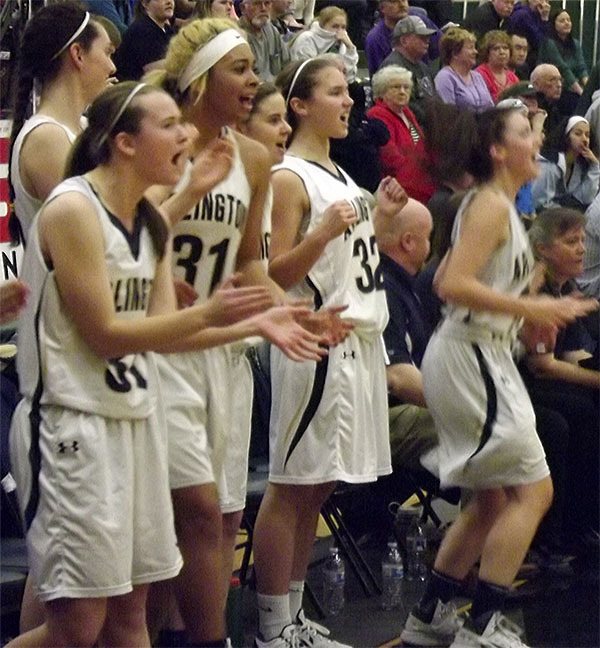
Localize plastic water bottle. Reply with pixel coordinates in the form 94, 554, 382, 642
381, 541, 404, 610
406, 515, 428, 581
322, 546, 345, 615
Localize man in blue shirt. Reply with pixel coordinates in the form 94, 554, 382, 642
376, 197, 438, 471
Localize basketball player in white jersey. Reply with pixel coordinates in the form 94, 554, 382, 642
251, 57, 407, 648
398, 103, 598, 648
9, 3, 115, 245
146, 20, 346, 647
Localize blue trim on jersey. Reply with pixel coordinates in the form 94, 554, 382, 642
468, 343, 497, 462
24, 277, 47, 531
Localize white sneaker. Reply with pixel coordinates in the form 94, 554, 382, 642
401, 599, 463, 646
255, 624, 308, 648
450, 612, 529, 648
294, 610, 352, 648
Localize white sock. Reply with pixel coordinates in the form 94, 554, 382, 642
257, 593, 291, 641
289, 580, 305, 621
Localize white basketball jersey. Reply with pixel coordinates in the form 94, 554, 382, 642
171, 132, 251, 302
260, 182, 273, 269
445, 188, 534, 336
274, 155, 388, 337
17, 176, 159, 419
10, 115, 77, 244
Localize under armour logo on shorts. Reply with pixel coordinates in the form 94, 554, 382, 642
57, 441, 80, 454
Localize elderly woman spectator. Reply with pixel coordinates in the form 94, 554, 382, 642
537, 8, 588, 99
475, 30, 519, 103
367, 65, 435, 204
434, 27, 494, 112
532, 116, 599, 211
289, 6, 359, 82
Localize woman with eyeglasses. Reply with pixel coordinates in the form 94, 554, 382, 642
434, 27, 494, 113
474, 30, 519, 104
367, 65, 435, 204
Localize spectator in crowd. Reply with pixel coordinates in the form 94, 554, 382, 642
380, 15, 436, 124
531, 63, 568, 134
289, 7, 359, 83
434, 27, 494, 112
366, 0, 409, 77
270, 0, 303, 40
505, 0, 550, 68
523, 207, 599, 548
537, 7, 588, 115
313, 0, 368, 48
193, 0, 237, 19
376, 198, 439, 472
579, 191, 600, 299
465, 0, 515, 43
113, 0, 175, 80
368, 65, 436, 204
532, 116, 599, 212
508, 32, 530, 79
83, 0, 132, 33
365, 0, 440, 78
239, 0, 290, 81
475, 29, 519, 103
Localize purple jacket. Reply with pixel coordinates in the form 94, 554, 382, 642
365, 9, 440, 77
505, 2, 548, 51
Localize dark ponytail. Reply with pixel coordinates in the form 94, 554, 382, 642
67, 82, 169, 259
424, 100, 520, 184
8, 2, 99, 243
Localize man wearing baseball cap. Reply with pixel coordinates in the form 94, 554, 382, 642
380, 15, 437, 123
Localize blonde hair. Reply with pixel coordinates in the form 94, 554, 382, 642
439, 27, 476, 66
144, 17, 240, 104
317, 6, 347, 28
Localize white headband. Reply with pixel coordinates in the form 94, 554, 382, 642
565, 115, 589, 135
96, 83, 147, 148
178, 29, 246, 93
285, 59, 312, 107
51, 12, 90, 61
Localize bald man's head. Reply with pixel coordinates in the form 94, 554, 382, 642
531, 64, 562, 100
375, 198, 433, 275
